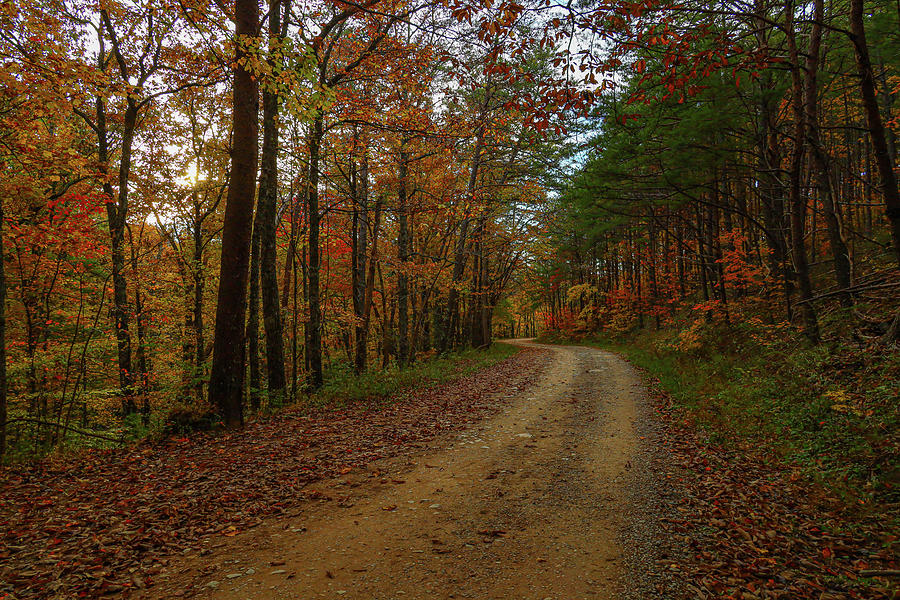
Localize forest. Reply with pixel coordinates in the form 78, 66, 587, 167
535, 0, 899, 503
1, 0, 898, 596
1, 0, 568, 458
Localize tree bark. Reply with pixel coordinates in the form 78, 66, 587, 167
97, 95, 137, 416
306, 112, 325, 389
848, 0, 900, 263
128, 226, 151, 424
469, 214, 488, 348
192, 221, 206, 405
353, 149, 369, 373
753, 0, 794, 321
397, 148, 410, 365
786, 1, 820, 343
208, 0, 259, 427
805, 0, 852, 306
258, 0, 286, 401
247, 213, 261, 410
479, 244, 491, 346
439, 127, 484, 353
359, 195, 382, 373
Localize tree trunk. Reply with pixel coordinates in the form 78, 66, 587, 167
710, 180, 729, 322
128, 230, 151, 424
397, 148, 410, 365
182, 271, 195, 402
192, 225, 206, 405
134, 285, 150, 423
753, 0, 794, 320
306, 112, 325, 389
695, 204, 713, 323
647, 213, 661, 328
439, 127, 484, 353
359, 195, 382, 373
97, 95, 137, 416
479, 247, 491, 346
805, 0, 852, 306
353, 150, 369, 373
247, 214, 261, 411
786, 1, 820, 343
258, 0, 286, 401
469, 214, 488, 348
289, 196, 299, 402
208, 0, 259, 427
848, 0, 900, 263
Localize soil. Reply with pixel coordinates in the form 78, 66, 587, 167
141, 340, 656, 600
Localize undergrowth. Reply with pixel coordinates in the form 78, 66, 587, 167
538, 323, 899, 515
5, 344, 518, 462
313, 343, 518, 407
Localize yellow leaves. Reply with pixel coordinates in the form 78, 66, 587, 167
824, 390, 869, 418
565, 283, 598, 303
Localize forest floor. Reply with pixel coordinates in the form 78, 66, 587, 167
2, 341, 897, 599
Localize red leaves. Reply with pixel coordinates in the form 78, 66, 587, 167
644, 383, 897, 599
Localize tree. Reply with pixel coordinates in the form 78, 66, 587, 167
256, 0, 288, 402
848, 0, 900, 263
298, 0, 412, 389
208, 0, 259, 427
0, 196, 6, 461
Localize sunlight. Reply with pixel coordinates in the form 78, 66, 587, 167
177, 161, 205, 187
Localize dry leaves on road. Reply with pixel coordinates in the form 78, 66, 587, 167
0, 349, 548, 599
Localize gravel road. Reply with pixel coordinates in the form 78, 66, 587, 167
145, 340, 666, 599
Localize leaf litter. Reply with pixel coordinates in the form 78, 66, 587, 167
0, 349, 546, 598
639, 374, 898, 599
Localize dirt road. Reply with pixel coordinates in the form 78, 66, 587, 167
148, 340, 655, 599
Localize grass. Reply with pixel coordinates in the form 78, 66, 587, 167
538, 323, 899, 512
313, 343, 519, 407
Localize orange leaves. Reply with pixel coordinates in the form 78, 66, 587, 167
451, 5, 473, 23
